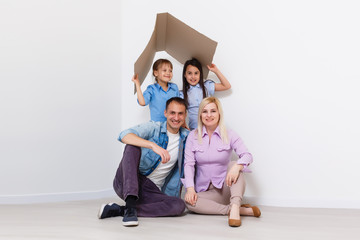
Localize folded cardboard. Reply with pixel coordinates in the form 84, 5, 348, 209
134, 12, 218, 93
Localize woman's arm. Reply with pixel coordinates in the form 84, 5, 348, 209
226, 164, 244, 187
207, 64, 231, 91
231, 130, 253, 171
183, 131, 197, 203
132, 74, 146, 106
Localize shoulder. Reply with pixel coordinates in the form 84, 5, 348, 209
179, 127, 190, 138
226, 128, 244, 144
204, 79, 215, 87
138, 120, 162, 132
119, 121, 159, 141
142, 121, 161, 131
204, 80, 215, 95
188, 129, 199, 141
168, 82, 177, 87
226, 128, 238, 138
184, 130, 198, 147
169, 82, 179, 91
145, 84, 157, 92
149, 120, 162, 127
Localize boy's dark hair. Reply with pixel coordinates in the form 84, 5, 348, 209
165, 97, 188, 110
182, 58, 207, 105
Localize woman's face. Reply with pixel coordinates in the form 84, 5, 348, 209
201, 102, 220, 129
184, 65, 200, 86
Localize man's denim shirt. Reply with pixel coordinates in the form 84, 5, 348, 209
118, 121, 189, 197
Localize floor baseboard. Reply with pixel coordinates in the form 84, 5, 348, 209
1, 191, 359, 209
0, 189, 117, 204
243, 196, 360, 209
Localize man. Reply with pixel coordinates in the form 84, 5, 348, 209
98, 97, 189, 226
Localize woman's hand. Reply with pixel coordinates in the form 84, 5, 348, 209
184, 187, 198, 206
226, 164, 244, 187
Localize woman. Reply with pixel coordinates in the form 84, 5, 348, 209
183, 97, 260, 227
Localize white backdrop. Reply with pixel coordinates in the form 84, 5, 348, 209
0, 0, 123, 203
1, 0, 359, 208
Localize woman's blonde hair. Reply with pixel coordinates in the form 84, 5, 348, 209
197, 97, 228, 144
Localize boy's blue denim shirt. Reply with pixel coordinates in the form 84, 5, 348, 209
118, 121, 189, 197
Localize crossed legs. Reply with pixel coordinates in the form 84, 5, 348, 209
113, 144, 185, 217
185, 170, 246, 216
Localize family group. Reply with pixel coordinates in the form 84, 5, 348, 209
98, 58, 261, 227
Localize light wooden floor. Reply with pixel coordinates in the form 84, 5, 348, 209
1, 197, 359, 240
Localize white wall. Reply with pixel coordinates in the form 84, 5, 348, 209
0, 0, 123, 203
1, 0, 360, 208
120, 0, 360, 208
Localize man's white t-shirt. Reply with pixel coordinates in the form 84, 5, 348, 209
147, 130, 180, 190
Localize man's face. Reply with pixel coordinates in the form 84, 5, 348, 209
164, 101, 186, 134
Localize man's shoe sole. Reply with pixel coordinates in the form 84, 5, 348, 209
122, 220, 139, 227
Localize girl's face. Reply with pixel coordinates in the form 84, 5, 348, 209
154, 63, 173, 83
184, 65, 200, 86
201, 102, 220, 129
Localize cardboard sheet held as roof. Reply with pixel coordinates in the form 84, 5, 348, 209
134, 12, 218, 93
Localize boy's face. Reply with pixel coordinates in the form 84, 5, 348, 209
154, 64, 173, 83
164, 101, 186, 134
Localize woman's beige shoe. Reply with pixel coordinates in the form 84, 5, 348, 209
228, 216, 241, 227
228, 204, 241, 227
241, 204, 261, 217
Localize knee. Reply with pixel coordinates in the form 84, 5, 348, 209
121, 145, 142, 166
169, 198, 186, 216
185, 201, 197, 213
124, 144, 141, 157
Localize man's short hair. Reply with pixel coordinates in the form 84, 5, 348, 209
165, 97, 188, 110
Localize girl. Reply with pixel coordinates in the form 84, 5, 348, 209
133, 59, 179, 122
180, 58, 231, 130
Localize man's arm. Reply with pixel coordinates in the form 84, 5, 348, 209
122, 133, 171, 163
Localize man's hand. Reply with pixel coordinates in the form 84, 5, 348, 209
151, 143, 170, 163
121, 133, 169, 162
226, 164, 244, 187
184, 187, 198, 206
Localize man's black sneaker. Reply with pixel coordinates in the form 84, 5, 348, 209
122, 207, 138, 226
98, 203, 124, 219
